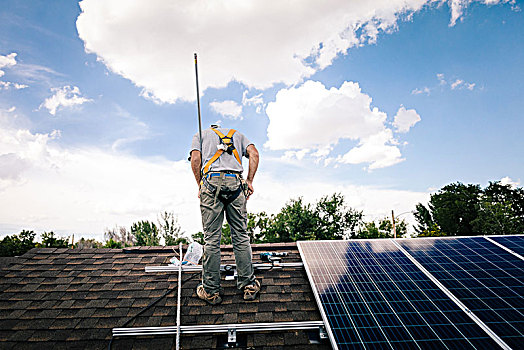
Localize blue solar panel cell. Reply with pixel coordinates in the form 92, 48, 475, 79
399, 236, 524, 349
490, 235, 524, 256
298, 240, 499, 350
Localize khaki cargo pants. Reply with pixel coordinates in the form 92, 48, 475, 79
200, 174, 255, 294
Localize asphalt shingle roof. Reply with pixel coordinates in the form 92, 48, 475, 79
0, 243, 330, 349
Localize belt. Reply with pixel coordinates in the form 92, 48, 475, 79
207, 172, 238, 178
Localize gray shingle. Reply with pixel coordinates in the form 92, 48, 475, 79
0, 244, 325, 348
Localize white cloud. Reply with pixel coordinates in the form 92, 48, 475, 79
448, 0, 514, 26
0, 110, 198, 238
40, 85, 92, 115
76, 0, 507, 103
0, 53, 17, 76
411, 87, 431, 95
499, 176, 520, 188
209, 100, 243, 120
253, 169, 429, 232
412, 73, 477, 96
242, 91, 264, 114
0, 81, 28, 90
339, 130, 404, 170
450, 78, 476, 90
265, 80, 406, 170
110, 104, 150, 152
0, 109, 429, 239
282, 149, 310, 161
11, 63, 63, 85
451, 79, 463, 89
393, 106, 421, 133
0, 53, 30, 90
0, 153, 31, 181
437, 73, 446, 85
266, 81, 385, 150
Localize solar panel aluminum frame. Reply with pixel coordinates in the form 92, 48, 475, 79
297, 241, 341, 350
484, 236, 524, 260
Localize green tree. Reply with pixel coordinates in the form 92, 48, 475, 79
41, 231, 69, 248
358, 218, 407, 239
358, 221, 384, 239
191, 231, 205, 245
262, 197, 318, 242
103, 238, 122, 248
131, 221, 160, 246
417, 223, 446, 237
248, 212, 272, 243
104, 226, 134, 247
413, 203, 435, 235
414, 181, 524, 237
0, 230, 37, 257
472, 181, 524, 235
158, 211, 188, 246
253, 193, 363, 242
429, 182, 482, 236
316, 193, 363, 240
195, 212, 270, 246
221, 223, 232, 245
74, 238, 103, 249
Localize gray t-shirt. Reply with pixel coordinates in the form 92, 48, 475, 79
191, 128, 253, 173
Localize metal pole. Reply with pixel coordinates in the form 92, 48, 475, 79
175, 243, 183, 350
194, 53, 203, 176
391, 210, 396, 239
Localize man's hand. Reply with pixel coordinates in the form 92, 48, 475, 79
190, 150, 202, 199
245, 145, 259, 200
246, 179, 254, 200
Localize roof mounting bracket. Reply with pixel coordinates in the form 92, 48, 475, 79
227, 328, 236, 344
319, 325, 328, 339
224, 264, 237, 281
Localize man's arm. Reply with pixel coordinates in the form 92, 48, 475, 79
245, 145, 259, 199
190, 150, 202, 188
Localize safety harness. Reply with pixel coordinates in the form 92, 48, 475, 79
201, 128, 245, 205
202, 128, 242, 175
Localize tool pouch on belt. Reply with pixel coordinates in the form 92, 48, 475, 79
240, 178, 249, 198
202, 174, 243, 206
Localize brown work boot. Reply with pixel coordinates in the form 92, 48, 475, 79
243, 280, 261, 301
196, 284, 222, 305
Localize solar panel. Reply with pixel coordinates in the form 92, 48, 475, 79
298, 240, 499, 350
489, 235, 524, 256
399, 237, 524, 349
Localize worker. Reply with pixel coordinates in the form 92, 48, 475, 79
190, 124, 260, 304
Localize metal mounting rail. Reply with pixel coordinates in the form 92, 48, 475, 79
113, 320, 324, 337
145, 262, 303, 273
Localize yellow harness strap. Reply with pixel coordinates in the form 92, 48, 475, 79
202, 128, 242, 175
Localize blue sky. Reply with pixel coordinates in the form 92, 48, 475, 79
0, 0, 522, 240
